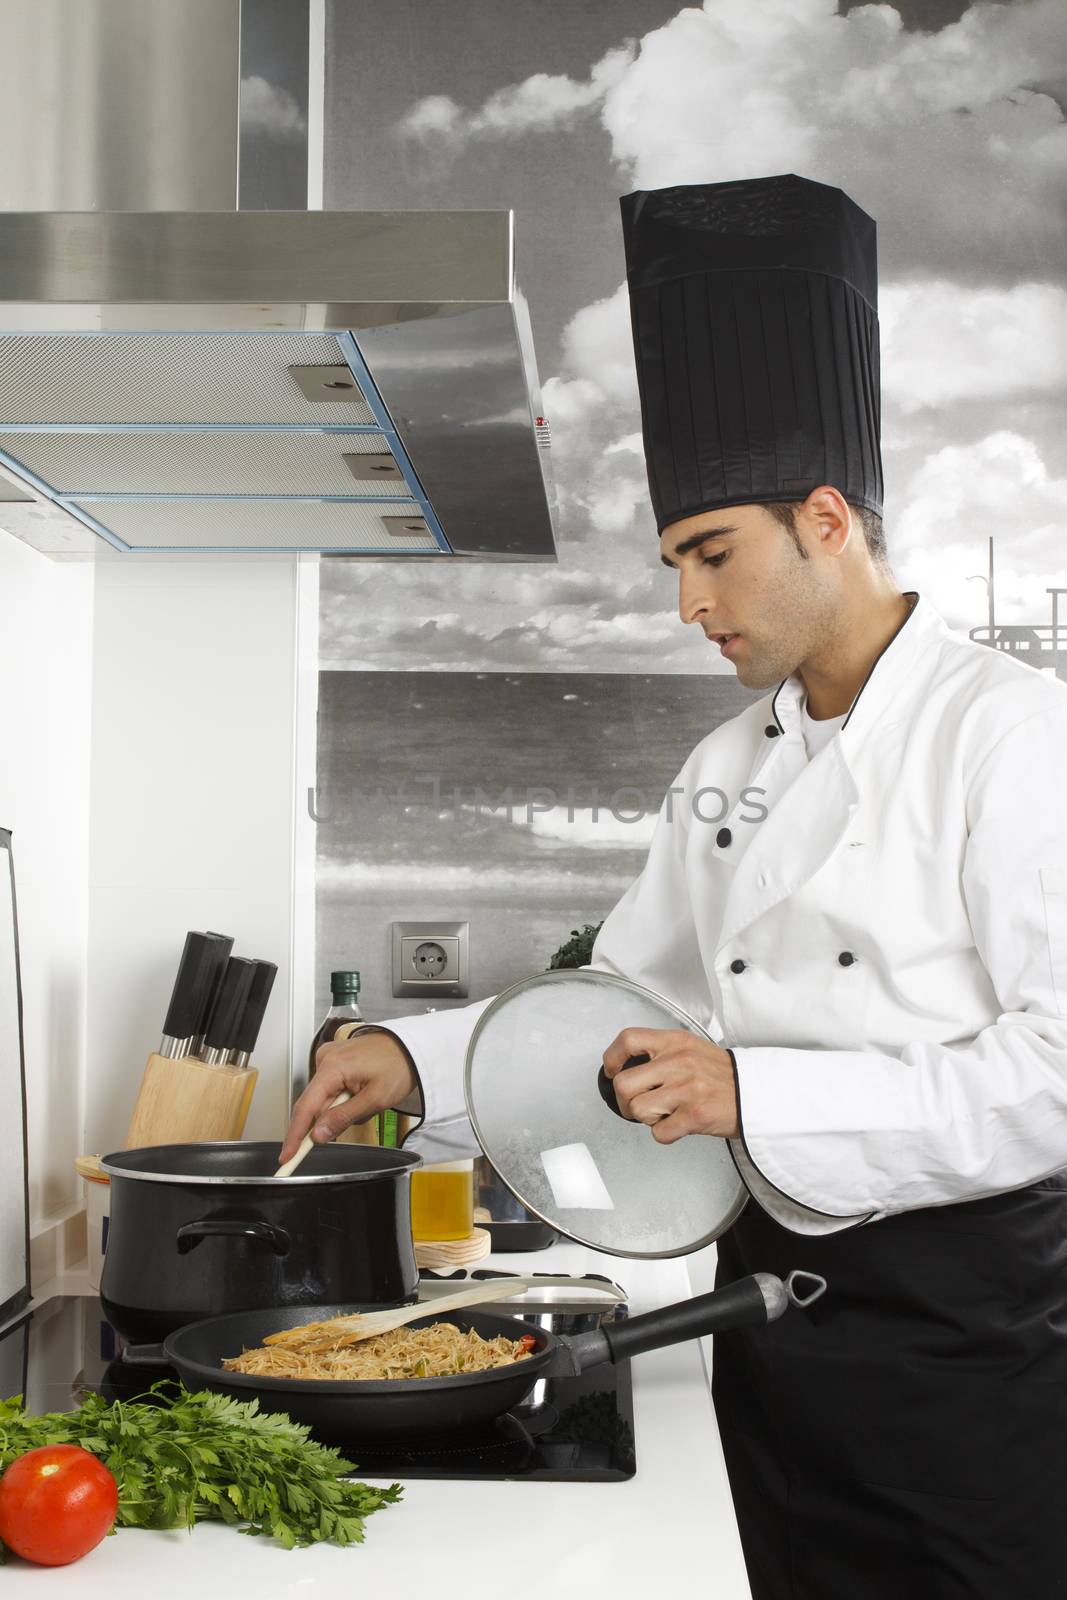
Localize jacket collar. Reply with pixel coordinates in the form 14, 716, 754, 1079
767, 591, 946, 752
715, 593, 948, 952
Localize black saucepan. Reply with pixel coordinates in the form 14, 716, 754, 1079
100, 1142, 421, 1343
124, 1269, 825, 1439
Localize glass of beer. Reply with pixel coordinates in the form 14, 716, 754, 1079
410, 1159, 475, 1241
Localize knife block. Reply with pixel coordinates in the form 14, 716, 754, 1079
124, 1052, 257, 1148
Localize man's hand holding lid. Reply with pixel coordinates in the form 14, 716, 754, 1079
602, 1027, 740, 1142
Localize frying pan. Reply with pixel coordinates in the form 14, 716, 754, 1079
123, 1269, 825, 1439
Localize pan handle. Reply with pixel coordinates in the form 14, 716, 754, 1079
121, 1343, 168, 1365
562, 1271, 826, 1372
785, 1269, 827, 1309
176, 1218, 291, 1256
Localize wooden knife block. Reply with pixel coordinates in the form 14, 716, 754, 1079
124, 1052, 258, 1148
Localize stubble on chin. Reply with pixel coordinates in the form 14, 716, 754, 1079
734, 646, 787, 693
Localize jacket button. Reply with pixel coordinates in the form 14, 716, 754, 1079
716, 827, 732, 848
764, 725, 780, 738
838, 951, 856, 966
730, 958, 746, 974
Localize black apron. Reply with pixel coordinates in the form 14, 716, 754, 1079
712, 1178, 1067, 1600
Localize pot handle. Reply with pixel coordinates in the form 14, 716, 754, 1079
121, 1344, 168, 1365
175, 1218, 291, 1256
567, 1270, 827, 1371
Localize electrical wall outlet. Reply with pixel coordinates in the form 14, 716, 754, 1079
391, 920, 469, 998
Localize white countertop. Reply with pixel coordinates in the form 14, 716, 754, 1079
4, 1242, 752, 1598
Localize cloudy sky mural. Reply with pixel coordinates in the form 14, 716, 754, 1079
320, 0, 1066, 675
308, 0, 1067, 1017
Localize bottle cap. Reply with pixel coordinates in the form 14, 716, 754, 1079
330, 970, 361, 997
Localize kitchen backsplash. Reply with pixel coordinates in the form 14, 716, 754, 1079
313, 669, 757, 1023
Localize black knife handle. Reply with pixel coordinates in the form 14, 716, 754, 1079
195, 933, 236, 1041
202, 957, 256, 1051
596, 1053, 650, 1118
162, 931, 233, 1040
231, 960, 278, 1054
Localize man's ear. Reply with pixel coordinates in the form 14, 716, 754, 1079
802, 486, 851, 553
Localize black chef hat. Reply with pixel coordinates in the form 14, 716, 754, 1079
619, 173, 884, 534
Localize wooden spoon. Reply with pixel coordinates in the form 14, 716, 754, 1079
262, 1274, 625, 1350
274, 1089, 351, 1177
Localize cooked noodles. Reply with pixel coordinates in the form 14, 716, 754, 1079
221, 1320, 535, 1381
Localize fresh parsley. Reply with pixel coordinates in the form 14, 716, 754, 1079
0, 1382, 402, 1552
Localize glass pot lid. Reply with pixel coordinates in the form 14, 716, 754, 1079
464, 969, 748, 1258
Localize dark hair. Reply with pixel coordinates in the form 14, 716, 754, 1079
763, 500, 890, 573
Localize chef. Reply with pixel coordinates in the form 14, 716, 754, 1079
281, 174, 1067, 1598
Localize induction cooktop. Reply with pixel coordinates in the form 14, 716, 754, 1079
0, 1285, 636, 1484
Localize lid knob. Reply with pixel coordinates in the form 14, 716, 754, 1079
597, 1053, 651, 1119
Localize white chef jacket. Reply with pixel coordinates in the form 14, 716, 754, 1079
386, 591, 1067, 1237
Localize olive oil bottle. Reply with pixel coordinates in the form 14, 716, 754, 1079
308, 970, 378, 1146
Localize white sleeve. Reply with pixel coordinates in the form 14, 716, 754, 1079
377, 998, 496, 1164
730, 702, 1067, 1233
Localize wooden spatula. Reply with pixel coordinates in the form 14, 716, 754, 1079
274, 1089, 351, 1177
262, 1274, 625, 1351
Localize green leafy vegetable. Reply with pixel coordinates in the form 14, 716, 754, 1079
0, 1383, 401, 1553
547, 922, 604, 971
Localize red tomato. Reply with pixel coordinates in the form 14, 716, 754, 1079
0, 1444, 119, 1566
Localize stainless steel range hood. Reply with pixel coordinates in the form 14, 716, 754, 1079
0, 211, 559, 560
0, 0, 558, 562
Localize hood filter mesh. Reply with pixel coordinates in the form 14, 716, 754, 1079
0, 331, 443, 553
0, 430, 411, 499
0, 333, 375, 425
73, 498, 436, 552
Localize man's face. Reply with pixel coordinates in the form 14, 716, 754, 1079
659, 501, 836, 691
